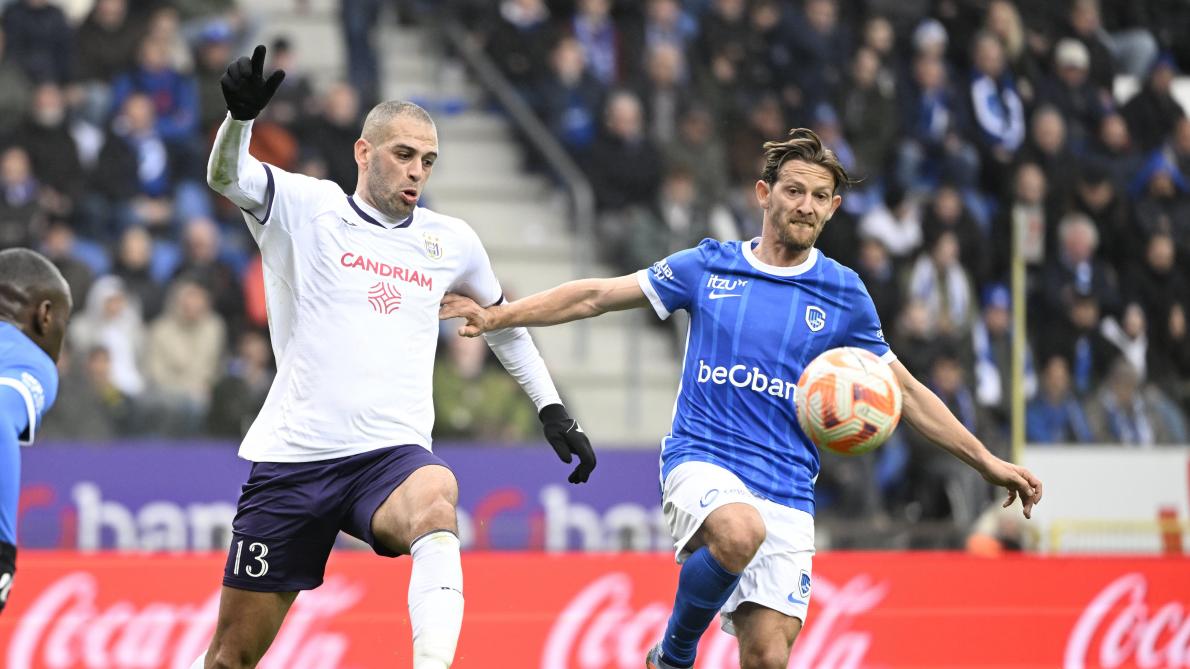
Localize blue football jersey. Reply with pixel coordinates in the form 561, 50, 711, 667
636, 238, 895, 513
0, 322, 59, 544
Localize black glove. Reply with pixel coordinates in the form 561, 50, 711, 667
221, 44, 286, 121
540, 403, 596, 484
0, 541, 14, 615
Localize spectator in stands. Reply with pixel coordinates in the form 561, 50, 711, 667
972, 284, 1013, 431
1042, 289, 1115, 398
536, 35, 605, 160
587, 90, 662, 215
432, 331, 538, 441
1036, 38, 1110, 152
785, 0, 851, 108
907, 231, 976, 340
1174, 117, 1190, 178
893, 300, 941, 378
113, 226, 165, 321
485, 0, 555, 94
40, 223, 96, 314
144, 278, 226, 434
922, 183, 988, 283
1087, 113, 1142, 193
638, 0, 696, 74
662, 105, 728, 205
1058, 0, 1117, 93
0, 27, 31, 136
261, 37, 315, 131
1071, 164, 1133, 269
111, 36, 199, 146
859, 184, 921, 263
74, 0, 145, 87
1100, 302, 1149, 382
1085, 358, 1187, 445
340, 0, 382, 106
966, 31, 1026, 195
300, 83, 362, 192
0, 0, 72, 83
992, 162, 1048, 276
637, 42, 693, 145
171, 217, 244, 340
207, 329, 274, 438
1065, 0, 1158, 83
1124, 233, 1190, 396
89, 93, 176, 234
193, 21, 237, 135
17, 83, 84, 218
1027, 355, 1094, 444
38, 346, 127, 440
69, 275, 146, 399
1017, 106, 1076, 217
1129, 152, 1190, 249
1121, 54, 1187, 152
836, 47, 897, 181
0, 146, 41, 248
983, 0, 1042, 104
570, 0, 620, 87
726, 93, 784, 184
1040, 213, 1120, 322
896, 53, 979, 191
854, 235, 901, 340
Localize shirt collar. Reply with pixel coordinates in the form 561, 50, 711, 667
742, 238, 819, 276
348, 195, 413, 229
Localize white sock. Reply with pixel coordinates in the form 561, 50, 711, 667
408, 530, 464, 669
189, 652, 206, 669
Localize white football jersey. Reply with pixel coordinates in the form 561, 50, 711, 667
239, 164, 504, 462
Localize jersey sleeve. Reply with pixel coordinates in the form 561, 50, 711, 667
0, 359, 57, 446
634, 239, 713, 320
448, 227, 504, 307
843, 280, 896, 364
244, 164, 332, 234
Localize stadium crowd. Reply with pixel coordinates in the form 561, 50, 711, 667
2, 0, 1188, 480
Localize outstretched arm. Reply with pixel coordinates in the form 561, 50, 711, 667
891, 360, 1044, 518
440, 274, 649, 336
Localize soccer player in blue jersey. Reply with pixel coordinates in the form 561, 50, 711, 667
440, 128, 1043, 669
0, 249, 72, 615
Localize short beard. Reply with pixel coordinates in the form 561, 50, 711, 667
366, 180, 413, 220
776, 220, 818, 252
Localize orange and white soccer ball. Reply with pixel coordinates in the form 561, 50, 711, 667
796, 347, 903, 456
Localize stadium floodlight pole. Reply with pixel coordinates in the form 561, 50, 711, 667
1011, 207, 1027, 465
441, 19, 596, 361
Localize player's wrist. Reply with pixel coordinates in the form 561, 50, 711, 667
538, 403, 569, 425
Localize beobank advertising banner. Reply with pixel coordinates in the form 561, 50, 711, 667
2, 552, 1187, 669
19, 443, 665, 551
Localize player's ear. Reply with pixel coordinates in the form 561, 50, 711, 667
828, 193, 842, 218
755, 179, 770, 209
32, 299, 53, 336
354, 138, 370, 170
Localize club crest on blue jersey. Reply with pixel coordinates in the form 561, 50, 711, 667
799, 570, 812, 599
422, 233, 443, 260
805, 305, 827, 332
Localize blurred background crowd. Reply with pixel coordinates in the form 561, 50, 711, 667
2, 0, 1188, 533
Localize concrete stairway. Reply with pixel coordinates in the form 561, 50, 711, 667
251, 3, 681, 445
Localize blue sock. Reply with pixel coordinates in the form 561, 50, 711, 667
660, 547, 741, 668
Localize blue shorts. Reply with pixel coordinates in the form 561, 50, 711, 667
223, 444, 449, 592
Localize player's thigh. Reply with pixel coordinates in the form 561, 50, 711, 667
732, 602, 803, 669
370, 464, 459, 554
207, 586, 298, 668
663, 461, 766, 561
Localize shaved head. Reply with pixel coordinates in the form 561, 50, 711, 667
0, 248, 72, 360
361, 100, 436, 146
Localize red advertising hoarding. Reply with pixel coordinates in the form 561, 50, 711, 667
1, 551, 1187, 668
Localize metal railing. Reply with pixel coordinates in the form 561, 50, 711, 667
439, 19, 596, 359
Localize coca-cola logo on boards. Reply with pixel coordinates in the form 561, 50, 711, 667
7, 572, 362, 669
1065, 573, 1190, 669
542, 572, 888, 669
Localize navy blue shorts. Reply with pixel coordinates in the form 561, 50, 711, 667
223, 444, 449, 592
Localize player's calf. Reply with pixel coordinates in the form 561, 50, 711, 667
409, 530, 463, 669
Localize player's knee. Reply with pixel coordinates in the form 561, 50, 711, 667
739, 641, 791, 669
207, 645, 262, 669
408, 495, 457, 539
708, 506, 765, 571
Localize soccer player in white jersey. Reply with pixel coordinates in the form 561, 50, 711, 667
440, 128, 1044, 669
192, 46, 596, 669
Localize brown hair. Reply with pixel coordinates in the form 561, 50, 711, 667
760, 128, 854, 192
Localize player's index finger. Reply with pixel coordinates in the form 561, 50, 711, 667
251, 44, 267, 77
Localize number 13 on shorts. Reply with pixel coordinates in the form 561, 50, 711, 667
232, 539, 271, 578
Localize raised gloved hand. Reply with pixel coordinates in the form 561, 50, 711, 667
221, 44, 286, 121
540, 403, 596, 484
